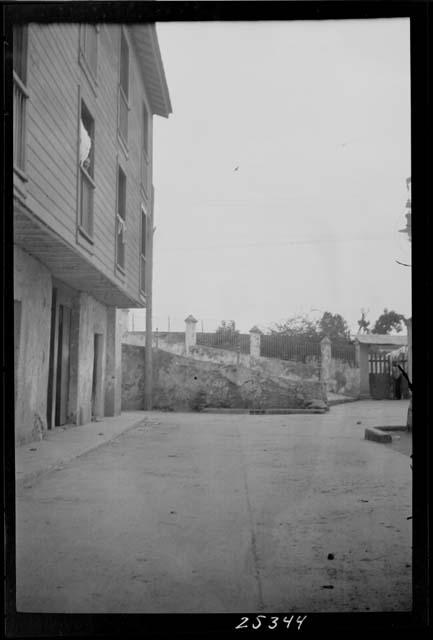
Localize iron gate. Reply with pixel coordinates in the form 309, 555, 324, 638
369, 353, 409, 400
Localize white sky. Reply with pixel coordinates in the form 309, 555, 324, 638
132, 18, 411, 334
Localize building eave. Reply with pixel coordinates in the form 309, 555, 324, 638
14, 197, 145, 309
129, 24, 172, 118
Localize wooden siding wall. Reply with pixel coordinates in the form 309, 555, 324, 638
24, 23, 154, 306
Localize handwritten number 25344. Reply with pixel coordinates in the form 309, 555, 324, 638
235, 615, 307, 630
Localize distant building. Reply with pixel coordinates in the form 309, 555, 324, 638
13, 23, 172, 444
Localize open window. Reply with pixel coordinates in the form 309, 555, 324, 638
78, 100, 95, 239
116, 165, 127, 270
141, 102, 150, 196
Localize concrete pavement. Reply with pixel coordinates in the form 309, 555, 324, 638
15, 412, 147, 489
15, 400, 412, 613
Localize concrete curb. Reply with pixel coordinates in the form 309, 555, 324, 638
16, 415, 147, 490
364, 425, 409, 445
364, 427, 392, 443
328, 397, 360, 406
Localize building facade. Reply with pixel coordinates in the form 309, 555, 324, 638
13, 23, 171, 444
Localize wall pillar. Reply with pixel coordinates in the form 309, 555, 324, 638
104, 307, 122, 417
358, 342, 370, 397
249, 326, 262, 359
320, 336, 331, 391
185, 315, 198, 355
119, 309, 130, 339
355, 339, 360, 367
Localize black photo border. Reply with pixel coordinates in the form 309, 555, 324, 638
2, 1, 431, 636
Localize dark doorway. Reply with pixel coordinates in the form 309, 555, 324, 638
55, 305, 71, 425
47, 288, 58, 429
47, 290, 72, 428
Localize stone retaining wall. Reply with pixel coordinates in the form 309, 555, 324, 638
121, 346, 326, 411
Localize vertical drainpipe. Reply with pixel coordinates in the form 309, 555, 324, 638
144, 186, 155, 410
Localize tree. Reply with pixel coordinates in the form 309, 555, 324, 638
357, 308, 371, 334
270, 314, 320, 340
269, 311, 351, 342
214, 320, 239, 347
372, 309, 406, 334
216, 320, 239, 336
318, 312, 351, 342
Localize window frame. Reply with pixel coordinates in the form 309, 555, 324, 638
13, 25, 29, 181
78, 24, 99, 89
117, 27, 130, 151
115, 162, 127, 273
140, 101, 150, 197
77, 96, 96, 244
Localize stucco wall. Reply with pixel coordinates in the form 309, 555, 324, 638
121, 346, 325, 411
251, 354, 320, 382
123, 332, 321, 382
104, 308, 124, 417
328, 358, 360, 396
190, 344, 249, 367
14, 246, 52, 445
75, 293, 108, 425
123, 331, 187, 357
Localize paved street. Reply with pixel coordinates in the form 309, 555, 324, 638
16, 401, 412, 613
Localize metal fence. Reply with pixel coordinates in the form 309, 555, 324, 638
368, 353, 408, 374
196, 332, 251, 354
260, 335, 321, 362
331, 342, 356, 365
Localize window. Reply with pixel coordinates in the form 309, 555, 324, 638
79, 100, 95, 239
118, 30, 129, 146
141, 103, 150, 195
140, 207, 147, 295
79, 24, 98, 81
13, 26, 29, 174
116, 166, 127, 270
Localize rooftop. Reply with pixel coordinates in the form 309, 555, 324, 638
129, 24, 172, 118
355, 334, 407, 346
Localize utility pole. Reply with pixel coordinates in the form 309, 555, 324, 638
144, 187, 155, 411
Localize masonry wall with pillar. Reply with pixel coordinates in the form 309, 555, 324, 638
121, 315, 364, 408
355, 340, 371, 398
249, 326, 262, 359
184, 314, 198, 354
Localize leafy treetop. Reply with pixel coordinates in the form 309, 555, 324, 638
372, 309, 406, 334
